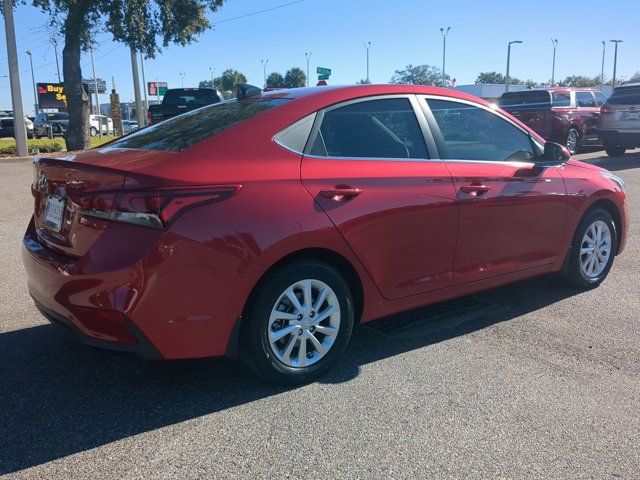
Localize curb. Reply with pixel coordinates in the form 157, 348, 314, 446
0, 156, 35, 164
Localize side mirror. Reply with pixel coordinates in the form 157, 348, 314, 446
543, 141, 570, 164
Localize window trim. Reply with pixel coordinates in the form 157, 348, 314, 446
576, 90, 597, 109
303, 94, 440, 162
418, 95, 545, 166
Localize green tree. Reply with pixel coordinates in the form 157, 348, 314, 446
266, 72, 285, 89
24, 0, 225, 151
284, 67, 306, 88
390, 64, 448, 86
560, 75, 601, 87
475, 71, 505, 84
624, 71, 640, 84
356, 78, 371, 84
216, 69, 247, 97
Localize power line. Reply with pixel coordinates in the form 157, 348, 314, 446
213, 0, 305, 25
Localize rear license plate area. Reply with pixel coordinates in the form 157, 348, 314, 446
44, 195, 66, 232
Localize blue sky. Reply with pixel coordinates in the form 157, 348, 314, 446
2, 0, 639, 114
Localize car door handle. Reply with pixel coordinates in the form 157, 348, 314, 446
319, 187, 362, 201
460, 185, 490, 196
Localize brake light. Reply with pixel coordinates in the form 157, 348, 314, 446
73, 185, 241, 228
147, 110, 154, 124
600, 104, 613, 114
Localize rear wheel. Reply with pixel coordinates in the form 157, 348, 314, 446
241, 261, 354, 385
564, 208, 617, 289
90, 126, 98, 137
605, 146, 626, 157
566, 128, 581, 155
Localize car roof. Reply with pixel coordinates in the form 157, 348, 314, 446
616, 82, 640, 89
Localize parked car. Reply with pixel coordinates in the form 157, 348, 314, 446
498, 88, 608, 154
598, 83, 640, 156
33, 112, 69, 138
147, 87, 222, 124
0, 110, 34, 138
89, 114, 114, 136
23, 84, 628, 384
122, 120, 139, 134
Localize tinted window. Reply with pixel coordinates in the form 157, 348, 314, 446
608, 87, 640, 105
427, 99, 535, 162
594, 92, 608, 106
47, 113, 69, 121
576, 92, 596, 107
163, 89, 220, 106
498, 91, 551, 109
551, 93, 571, 107
310, 98, 428, 159
109, 98, 288, 152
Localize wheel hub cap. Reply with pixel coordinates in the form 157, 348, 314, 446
579, 220, 611, 278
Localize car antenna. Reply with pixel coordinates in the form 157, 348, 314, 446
236, 83, 262, 100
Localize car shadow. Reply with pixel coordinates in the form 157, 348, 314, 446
0, 274, 581, 474
579, 150, 640, 172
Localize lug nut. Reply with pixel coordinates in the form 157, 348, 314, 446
298, 328, 303, 336
310, 326, 316, 333
310, 311, 316, 318
297, 314, 303, 320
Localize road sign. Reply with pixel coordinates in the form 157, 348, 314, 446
83, 78, 107, 94
148, 81, 168, 96
316, 67, 331, 76
318, 74, 330, 81
37, 83, 67, 109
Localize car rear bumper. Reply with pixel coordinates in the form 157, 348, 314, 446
598, 129, 640, 147
22, 218, 251, 360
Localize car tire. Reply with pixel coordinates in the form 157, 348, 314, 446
563, 208, 617, 289
90, 127, 98, 137
566, 128, 581, 155
241, 261, 355, 385
605, 146, 626, 157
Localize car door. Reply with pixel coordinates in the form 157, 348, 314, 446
576, 91, 600, 143
300, 95, 458, 300
421, 97, 568, 285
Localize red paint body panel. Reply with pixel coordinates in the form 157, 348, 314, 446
22, 85, 629, 360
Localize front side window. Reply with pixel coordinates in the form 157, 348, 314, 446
552, 93, 571, 107
427, 99, 536, 162
310, 98, 428, 159
576, 92, 596, 108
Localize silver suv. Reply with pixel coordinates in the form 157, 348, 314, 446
598, 83, 640, 156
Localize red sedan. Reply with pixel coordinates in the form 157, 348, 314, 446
23, 84, 628, 384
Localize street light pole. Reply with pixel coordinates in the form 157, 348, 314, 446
26, 50, 39, 115
51, 37, 61, 82
610, 40, 622, 88
600, 41, 606, 85
440, 27, 450, 87
261, 59, 269, 88
305, 52, 312, 87
140, 52, 149, 122
505, 40, 523, 93
3, 0, 28, 156
209, 67, 215, 85
363, 42, 371, 83
179, 72, 185, 88
90, 47, 102, 138
130, 47, 144, 128
551, 38, 558, 85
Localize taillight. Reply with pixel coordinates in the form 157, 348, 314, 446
600, 104, 613, 114
146, 111, 153, 124
73, 185, 241, 229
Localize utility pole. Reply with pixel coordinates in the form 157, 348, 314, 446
600, 41, 606, 85
26, 51, 38, 116
90, 47, 102, 138
130, 47, 144, 128
610, 40, 622, 89
51, 37, 61, 82
551, 38, 558, 85
3, 0, 28, 157
261, 59, 269, 88
440, 27, 450, 87
209, 67, 215, 85
305, 52, 312, 87
179, 72, 185, 88
505, 40, 523, 93
139, 52, 149, 123
363, 42, 372, 83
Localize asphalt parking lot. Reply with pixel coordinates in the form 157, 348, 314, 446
1, 150, 639, 479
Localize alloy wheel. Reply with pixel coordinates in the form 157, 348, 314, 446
566, 129, 579, 155
268, 279, 341, 368
580, 220, 612, 278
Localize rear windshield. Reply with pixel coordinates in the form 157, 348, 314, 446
498, 91, 551, 109
163, 89, 220, 106
47, 113, 68, 120
108, 98, 289, 152
608, 87, 640, 105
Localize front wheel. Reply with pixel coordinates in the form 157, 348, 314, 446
89, 126, 98, 137
566, 128, 581, 155
241, 261, 354, 385
605, 146, 626, 157
564, 208, 617, 289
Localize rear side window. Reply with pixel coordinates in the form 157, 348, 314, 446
551, 93, 571, 107
310, 98, 428, 159
608, 87, 640, 105
163, 89, 220, 106
427, 99, 535, 162
576, 92, 596, 107
498, 91, 551, 109
594, 92, 608, 106
109, 98, 288, 152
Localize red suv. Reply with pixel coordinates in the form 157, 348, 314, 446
23, 84, 628, 384
499, 88, 609, 154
